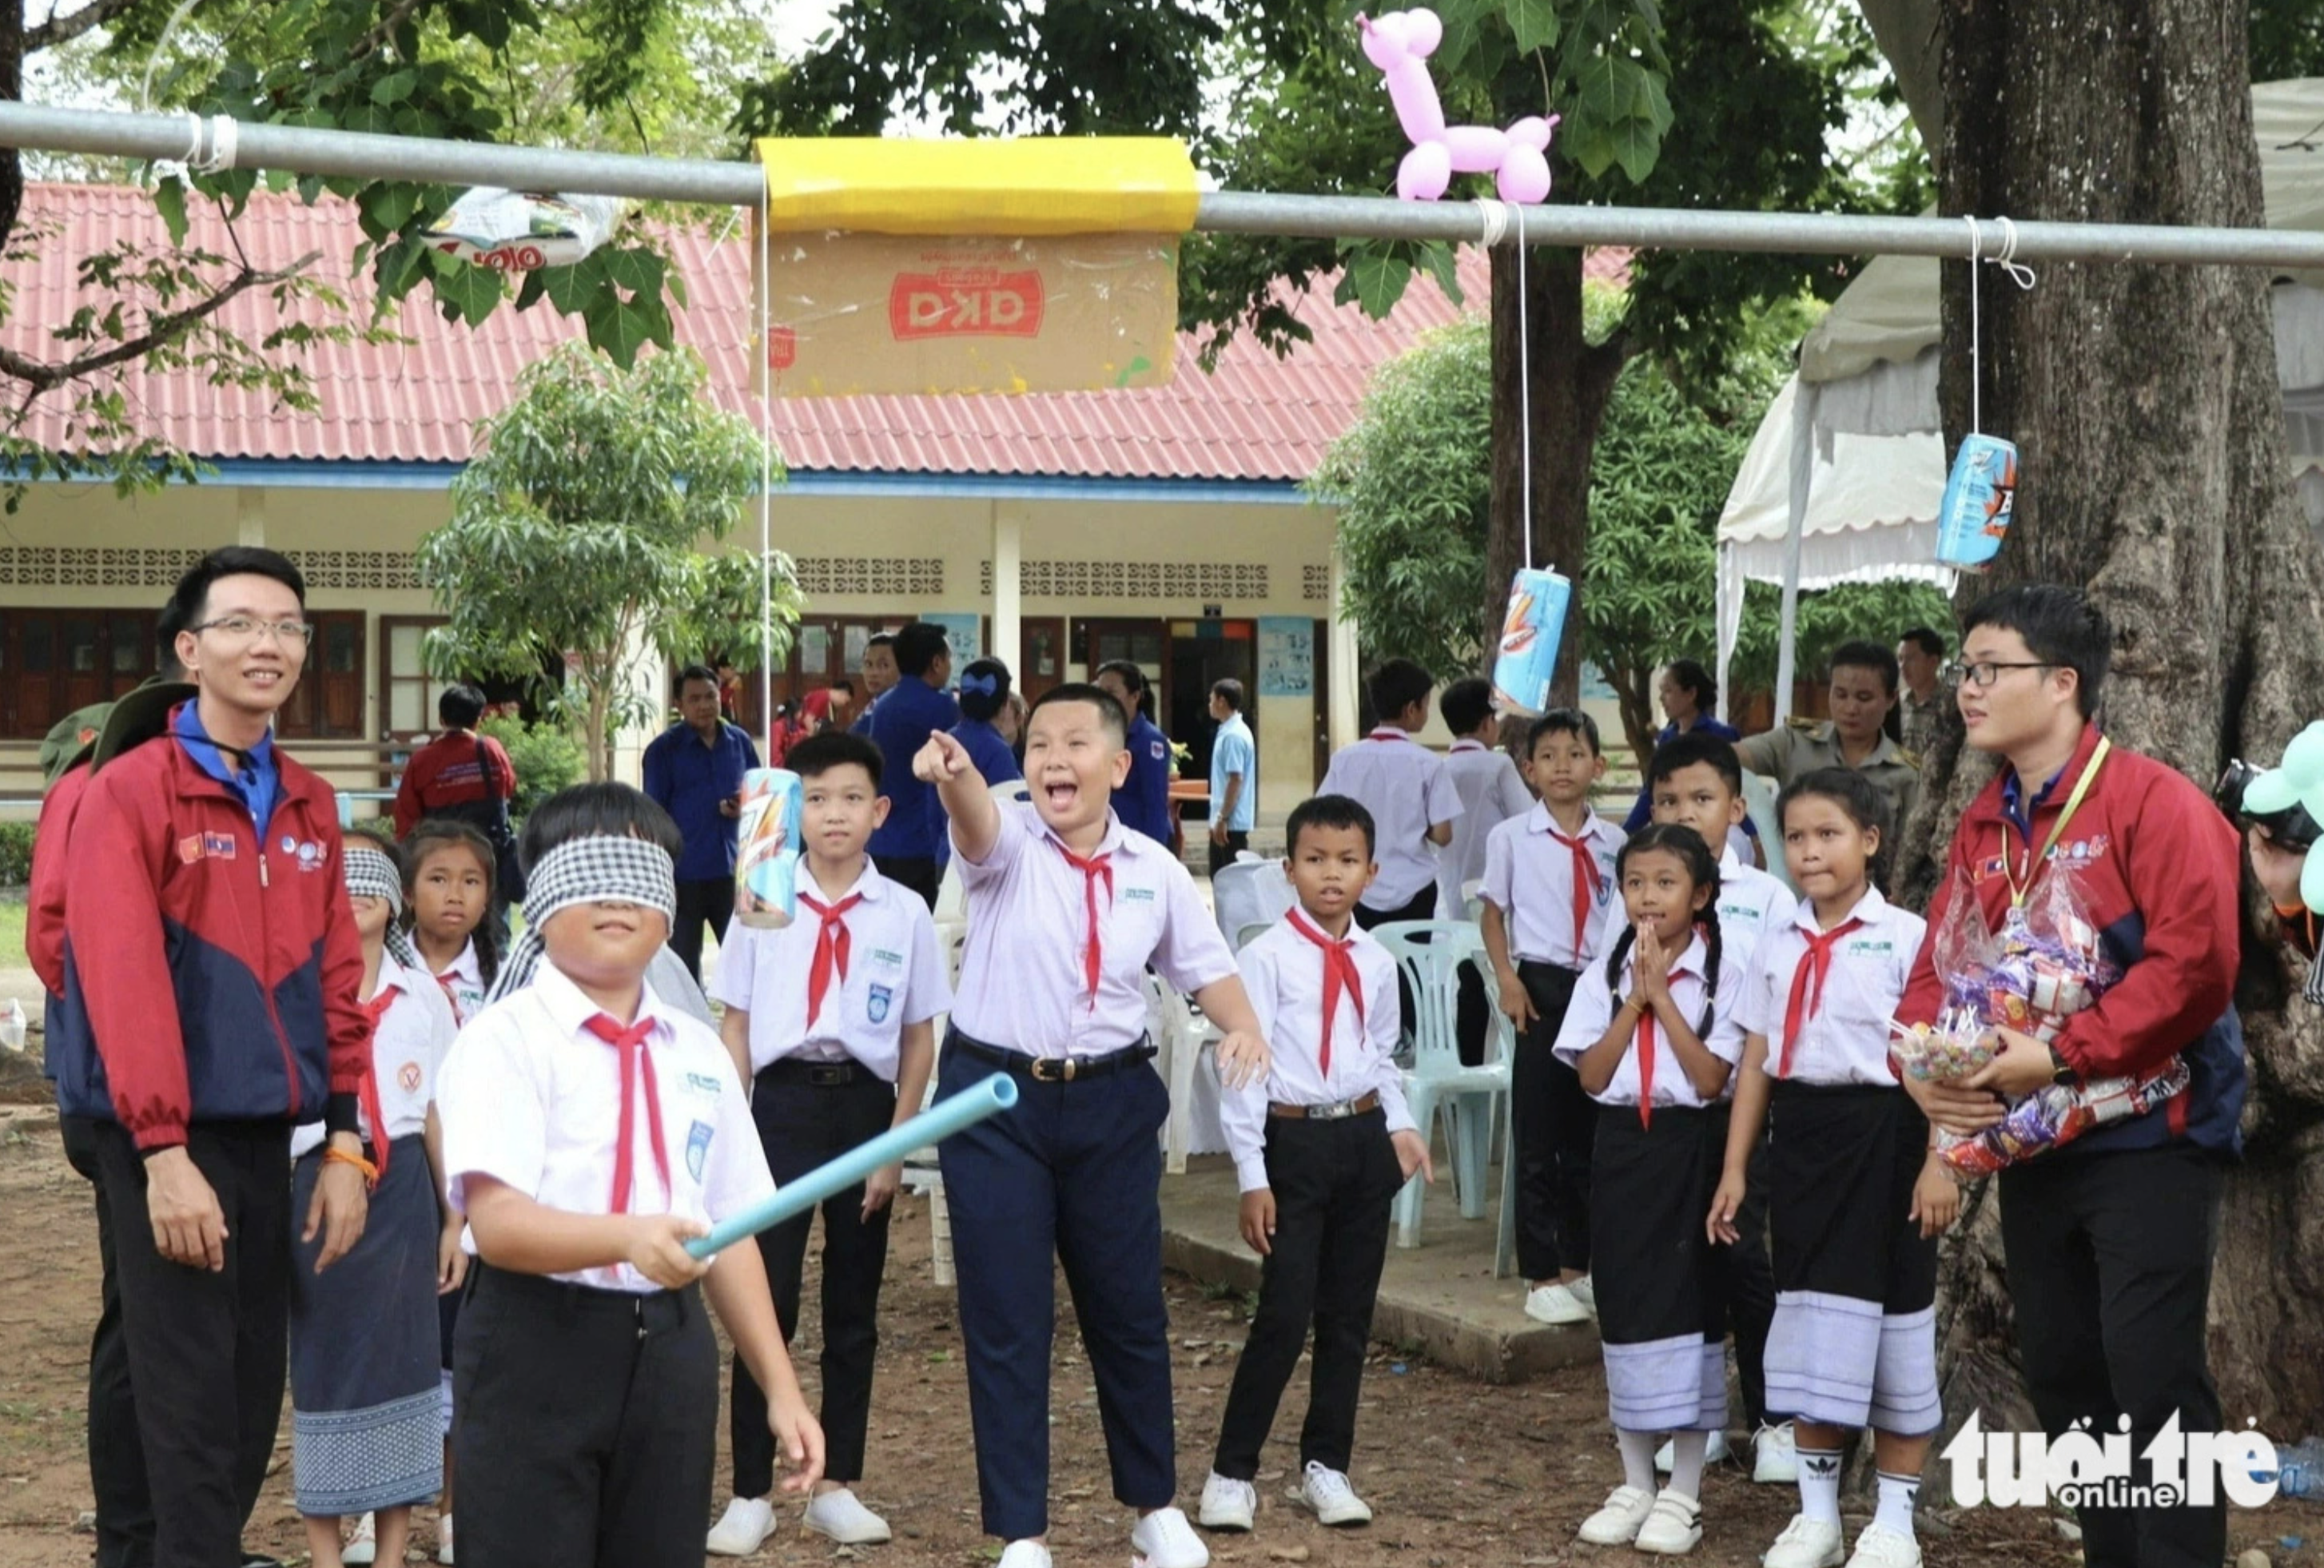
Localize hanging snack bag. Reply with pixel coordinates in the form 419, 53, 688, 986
424, 188, 623, 272
1489, 567, 1572, 717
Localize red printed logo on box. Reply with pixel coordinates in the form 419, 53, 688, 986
889, 269, 1045, 340
766, 325, 798, 370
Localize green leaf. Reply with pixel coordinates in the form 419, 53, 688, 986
1504, 0, 1560, 54
371, 69, 419, 105
585, 296, 656, 368
1418, 241, 1462, 306
1335, 249, 1411, 319
153, 177, 189, 249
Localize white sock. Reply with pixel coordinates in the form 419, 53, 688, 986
1797, 1447, 1843, 1524
1874, 1470, 1920, 1538
1618, 1429, 1658, 1494
1667, 1430, 1708, 1499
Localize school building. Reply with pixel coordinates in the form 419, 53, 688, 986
0, 181, 1626, 816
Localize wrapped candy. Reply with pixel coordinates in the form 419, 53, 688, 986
1909, 863, 2182, 1175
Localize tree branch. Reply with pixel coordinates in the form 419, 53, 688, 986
25, 0, 141, 53
0, 248, 323, 397
346, 0, 428, 65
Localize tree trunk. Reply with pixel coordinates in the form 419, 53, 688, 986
0, 4, 26, 258
1485, 246, 1625, 709
1906, 0, 2324, 1438
586, 678, 612, 783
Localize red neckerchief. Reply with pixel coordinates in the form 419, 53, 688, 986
1547, 818, 1606, 961
1365, 728, 1409, 742
356, 980, 401, 1177
799, 890, 865, 1024
1049, 839, 1115, 1008
1286, 909, 1365, 1077
582, 1012, 671, 1214
1779, 918, 1864, 1078
1630, 943, 1699, 1130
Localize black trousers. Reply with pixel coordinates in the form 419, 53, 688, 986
731, 1065, 896, 1494
63, 1116, 154, 1568
1999, 1146, 2226, 1568
1355, 885, 1437, 1035
670, 875, 734, 981
1213, 1111, 1405, 1479
1206, 830, 1249, 882
1511, 962, 1596, 1281
873, 854, 940, 912
1717, 1128, 1777, 1431
454, 1266, 716, 1568
94, 1120, 290, 1568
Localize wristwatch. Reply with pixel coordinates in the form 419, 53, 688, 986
2047, 1045, 2077, 1086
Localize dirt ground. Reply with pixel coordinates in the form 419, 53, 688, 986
0, 1104, 2315, 1568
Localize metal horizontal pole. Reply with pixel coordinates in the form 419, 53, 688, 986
6, 100, 2324, 271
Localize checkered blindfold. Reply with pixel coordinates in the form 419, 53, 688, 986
344, 847, 403, 917
484, 835, 678, 1007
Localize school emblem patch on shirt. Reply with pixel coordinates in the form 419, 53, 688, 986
867, 983, 893, 1025
397, 1061, 422, 1092
1149, 740, 1167, 760
686, 1120, 714, 1181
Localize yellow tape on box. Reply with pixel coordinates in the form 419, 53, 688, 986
750, 139, 1194, 397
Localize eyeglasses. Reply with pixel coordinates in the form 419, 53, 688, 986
191, 616, 314, 648
1942, 659, 2053, 690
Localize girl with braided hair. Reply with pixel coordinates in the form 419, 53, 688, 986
1552, 824, 1744, 1558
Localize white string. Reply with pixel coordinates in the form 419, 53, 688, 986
1964, 214, 1983, 434
1472, 198, 1508, 248
757, 191, 774, 754
1993, 216, 2039, 290
1514, 201, 1532, 571
191, 115, 237, 174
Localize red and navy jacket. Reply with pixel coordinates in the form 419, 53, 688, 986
1897, 724, 2246, 1158
54, 715, 370, 1151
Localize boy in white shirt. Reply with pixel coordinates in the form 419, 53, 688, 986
435, 784, 825, 1568
1440, 679, 1535, 1067
915, 684, 1272, 1568
1320, 659, 1462, 929
1199, 795, 1433, 1538
705, 734, 949, 1556
1480, 710, 1626, 1328
1648, 730, 1798, 1484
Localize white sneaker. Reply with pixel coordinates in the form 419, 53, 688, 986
1844, 1522, 1923, 1568
1524, 1282, 1591, 1325
1754, 1420, 1800, 1484
1566, 1275, 1597, 1315
1198, 1472, 1256, 1531
1131, 1506, 1210, 1568
1575, 1483, 1657, 1545
802, 1488, 892, 1546
341, 1513, 376, 1566
1299, 1462, 1373, 1526
436, 1514, 453, 1566
1763, 1513, 1845, 1568
1634, 1490, 1702, 1555
1653, 1430, 1733, 1471
998, 1543, 1054, 1568
705, 1495, 777, 1557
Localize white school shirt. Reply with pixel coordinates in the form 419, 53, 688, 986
1220, 913, 1419, 1193
710, 862, 951, 1080
1439, 739, 1535, 917
1478, 804, 1626, 969
949, 802, 1238, 1057
1550, 933, 1747, 1109
1319, 729, 1464, 912
436, 959, 775, 1294
1737, 885, 1926, 1086
1713, 846, 1799, 988
290, 951, 458, 1158
432, 938, 486, 1025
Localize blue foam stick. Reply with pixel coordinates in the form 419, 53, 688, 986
684, 1071, 1020, 1260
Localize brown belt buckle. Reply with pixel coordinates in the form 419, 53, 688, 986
807, 1065, 851, 1087
1029, 1057, 1078, 1084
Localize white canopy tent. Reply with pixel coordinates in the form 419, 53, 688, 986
1715, 78, 2324, 721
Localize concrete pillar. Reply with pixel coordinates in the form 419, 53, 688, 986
1327, 543, 1360, 751
236, 486, 265, 545
991, 499, 1025, 673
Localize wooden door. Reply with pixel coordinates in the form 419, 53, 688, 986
1018, 616, 1066, 703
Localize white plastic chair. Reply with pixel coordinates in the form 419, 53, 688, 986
1372, 920, 1513, 1249
1147, 973, 1223, 1174
1460, 877, 1485, 923
1212, 852, 1294, 950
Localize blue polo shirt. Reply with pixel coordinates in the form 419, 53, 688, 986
1112, 712, 1176, 846
950, 716, 1021, 787
642, 719, 762, 881
868, 677, 961, 861
174, 701, 279, 830
1209, 713, 1256, 834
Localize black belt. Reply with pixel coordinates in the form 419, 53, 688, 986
758, 1057, 876, 1088
950, 1031, 1156, 1084
469, 1262, 696, 1335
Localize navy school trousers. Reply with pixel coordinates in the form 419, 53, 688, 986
936, 1031, 1177, 1542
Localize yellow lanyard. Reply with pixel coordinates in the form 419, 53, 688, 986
2001, 735, 2111, 908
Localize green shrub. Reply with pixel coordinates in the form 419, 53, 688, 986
0, 822, 31, 887
480, 714, 584, 823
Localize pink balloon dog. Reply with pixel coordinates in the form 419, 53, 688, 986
1359, 9, 1558, 204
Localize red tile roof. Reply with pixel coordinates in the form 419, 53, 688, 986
1, 181, 1627, 484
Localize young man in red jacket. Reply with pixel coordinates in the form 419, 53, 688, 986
1896, 584, 2243, 1568
58, 547, 375, 1568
